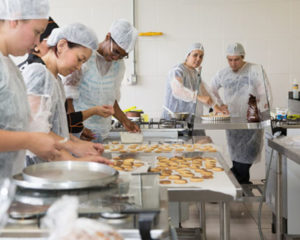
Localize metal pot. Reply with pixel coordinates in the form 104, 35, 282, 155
126, 111, 143, 118
168, 112, 190, 121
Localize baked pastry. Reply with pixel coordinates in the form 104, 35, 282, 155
190, 177, 204, 182
212, 167, 224, 172
174, 179, 188, 184
160, 180, 172, 184
169, 175, 182, 180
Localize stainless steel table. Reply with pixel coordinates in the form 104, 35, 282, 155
193, 114, 271, 130
268, 138, 300, 240
104, 134, 242, 240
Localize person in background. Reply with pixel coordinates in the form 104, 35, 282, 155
64, 19, 140, 143
211, 42, 272, 184
21, 23, 110, 165
0, 0, 63, 176
162, 43, 224, 128
18, 17, 114, 138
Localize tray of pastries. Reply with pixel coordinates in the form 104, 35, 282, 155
149, 155, 224, 187
104, 142, 217, 153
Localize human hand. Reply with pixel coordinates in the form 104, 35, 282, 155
80, 128, 95, 141
220, 105, 229, 114
76, 155, 112, 165
70, 139, 104, 157
94, 105, 114, 118
27, 132, 62, 161
123, 120, 140, 133
197, 95, 213, 106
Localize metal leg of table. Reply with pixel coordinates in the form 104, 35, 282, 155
198, 202, 206, 240
219, 201, 230, 240
276, 153, 283, 240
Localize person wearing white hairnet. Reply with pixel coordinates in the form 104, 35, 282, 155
0, 0, 65, 177
64, 19, 139, 142
18, 19, 115, 138
211, 42, 272, 184
162, 43, 223, 123
21, 23, 110, 165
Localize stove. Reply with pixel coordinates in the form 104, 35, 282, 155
3, 174, 168, 240
114, 118, 188, 130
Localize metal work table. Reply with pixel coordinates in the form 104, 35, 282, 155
104, 134, 242, 240
268, 137, 300, 240
193, 111, 271, 130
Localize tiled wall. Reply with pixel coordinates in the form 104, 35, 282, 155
46, 0, 300, 179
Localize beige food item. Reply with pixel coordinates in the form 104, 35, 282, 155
190, 177, 204, 182
157, 156, 167, 160
150, 168, 161, 173
168, 175, 182, 180
174, 179, 188, 184
159, 175, 167, 179
104, 145, 110, 150
160, 180, 172, 185
113, 166, 124, 171
112, 141, 119, 144
203, 175, 213, 179
181, 172, 194, 178
175, 148, 184, 152
134, 162, 144, 167
212, 167, 224, 172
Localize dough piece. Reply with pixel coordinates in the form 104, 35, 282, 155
169, 175, 182, 180
160, 180, 172, 185
190, 177, 204, 182
212, 167, 224, 172
174, 179, 188, 184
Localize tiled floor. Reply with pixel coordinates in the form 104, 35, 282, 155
179, 201, 276, 240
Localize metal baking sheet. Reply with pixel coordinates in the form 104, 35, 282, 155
14, 161, 118, 190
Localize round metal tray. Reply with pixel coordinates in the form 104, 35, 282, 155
14, 161, 118, 190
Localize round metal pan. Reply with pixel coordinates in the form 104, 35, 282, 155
14, 161, 118, 190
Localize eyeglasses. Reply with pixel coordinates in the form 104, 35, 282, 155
110, 38, 128, 59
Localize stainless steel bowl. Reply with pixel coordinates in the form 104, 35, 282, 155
168, 112, 190, 121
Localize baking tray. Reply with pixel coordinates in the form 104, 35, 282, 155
13, 161, 118, 190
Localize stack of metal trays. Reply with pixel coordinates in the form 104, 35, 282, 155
13, 161, 118, 190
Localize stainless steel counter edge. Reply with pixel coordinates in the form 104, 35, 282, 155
193, 117, 271, 130
268, 138, 300, 165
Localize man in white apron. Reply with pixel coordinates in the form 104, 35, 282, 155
211, 43, 272, 183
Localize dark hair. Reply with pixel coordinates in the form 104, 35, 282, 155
40, 17, 59, 42
67, 41, 82, 49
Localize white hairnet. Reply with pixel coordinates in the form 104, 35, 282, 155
47, 23, 98, 51
226, 42, 245, 56
185, 42, 204, 59
0, 0, 49, 20
109, 19, 138, 53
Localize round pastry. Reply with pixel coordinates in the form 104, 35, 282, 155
190, 177, 204, 182
169, 175, 182, 180
159, 175, 167, 179
174, 179, 188, 184
212, 167, 224, 172
181, 173, 194, 178
113, 166, 124, 171
150, 168, 160, 172
160, 180, 172, 185
134, 162, 144, 167
112, 141, 119, 145
203, 175, 213, 179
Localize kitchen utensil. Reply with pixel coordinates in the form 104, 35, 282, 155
163, 106, 190, 120
16, 161, 118, 190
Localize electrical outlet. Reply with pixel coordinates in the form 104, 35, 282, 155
127, 74, 137, 85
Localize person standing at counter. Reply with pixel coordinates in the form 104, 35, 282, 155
18, 18, 115, 138
0, 0, 65, 176
211, 42, 271, 184
21, 23, 110, 165
162, 43, 223, 124
64, 19, 140, 142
